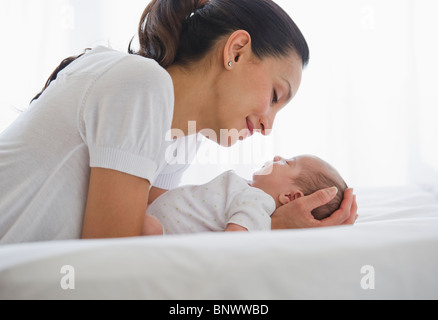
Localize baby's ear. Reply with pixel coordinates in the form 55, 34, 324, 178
278, 191, 304, 205
291, 191, 304, 200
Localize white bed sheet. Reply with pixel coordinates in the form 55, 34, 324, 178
0, 186, 437, 300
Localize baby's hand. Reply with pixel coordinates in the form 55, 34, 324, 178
225, 223, 248, 232
142, 214, 164, 236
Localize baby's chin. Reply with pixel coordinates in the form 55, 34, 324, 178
251, 170, 273, 189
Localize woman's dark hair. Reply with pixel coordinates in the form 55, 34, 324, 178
32, 0, 309, 102
130, 0, 309, 68
31, 50, 89, 103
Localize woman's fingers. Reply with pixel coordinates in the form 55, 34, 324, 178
341, 194, 358, 225
304, 186, 338, 212
271, 187, 358, 230
320, 188, 355, 227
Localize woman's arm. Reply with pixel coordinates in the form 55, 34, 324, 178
148, 186, 168, 204
81, 167, 151, 239
271, 187, 358, 229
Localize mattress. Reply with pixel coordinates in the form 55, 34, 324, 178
0, 186, 437, 300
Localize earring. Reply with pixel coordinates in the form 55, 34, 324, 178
228, 61, 233, 67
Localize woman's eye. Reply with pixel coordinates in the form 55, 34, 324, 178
272, 90, 278, 104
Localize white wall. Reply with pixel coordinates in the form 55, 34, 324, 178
1, 0, 437, 190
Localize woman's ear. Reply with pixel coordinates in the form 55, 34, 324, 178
278, 191, 304, 205
223, 30, 252, 69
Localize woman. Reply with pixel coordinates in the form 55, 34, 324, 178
0, 0, 357, 244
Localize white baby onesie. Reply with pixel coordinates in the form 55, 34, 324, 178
146, 170, 276, 234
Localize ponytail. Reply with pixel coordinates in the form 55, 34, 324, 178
130, 0, 207, 68
33, 0, 202, 103
33, 0, 308, 103
130, 0, 309, 68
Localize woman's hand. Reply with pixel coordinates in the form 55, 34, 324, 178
271, 187, 357, 229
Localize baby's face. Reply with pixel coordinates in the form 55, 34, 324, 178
251, 156, 301, 201
251, 155, 324, 206
253, 156, 298, 178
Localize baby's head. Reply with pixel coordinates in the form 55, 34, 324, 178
251, 155, 348, 220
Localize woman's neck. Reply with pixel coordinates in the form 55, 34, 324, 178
166, 63, 218, 136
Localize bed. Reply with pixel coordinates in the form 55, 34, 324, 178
0, 185, 437, 300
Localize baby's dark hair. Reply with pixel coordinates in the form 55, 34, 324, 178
293, 156, 348, 220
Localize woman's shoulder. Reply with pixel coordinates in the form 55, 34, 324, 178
77, 47, 174, 114
63, 46, 172, 91
93, 47, 172, 87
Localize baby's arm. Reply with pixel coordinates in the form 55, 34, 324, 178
225, 188, 274, 232
225, 223, 248, 232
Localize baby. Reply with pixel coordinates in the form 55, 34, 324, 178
143, 155, 348, 235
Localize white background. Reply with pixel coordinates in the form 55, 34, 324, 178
1, 0, 437, 190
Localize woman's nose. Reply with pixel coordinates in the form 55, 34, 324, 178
259, 117, 273, 136
259, 109, 277, 136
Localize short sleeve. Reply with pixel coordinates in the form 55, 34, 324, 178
79, 55, 174, 183
153, 162, 189, 190
153, 135, 203, 189
228, 188, 276, 231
